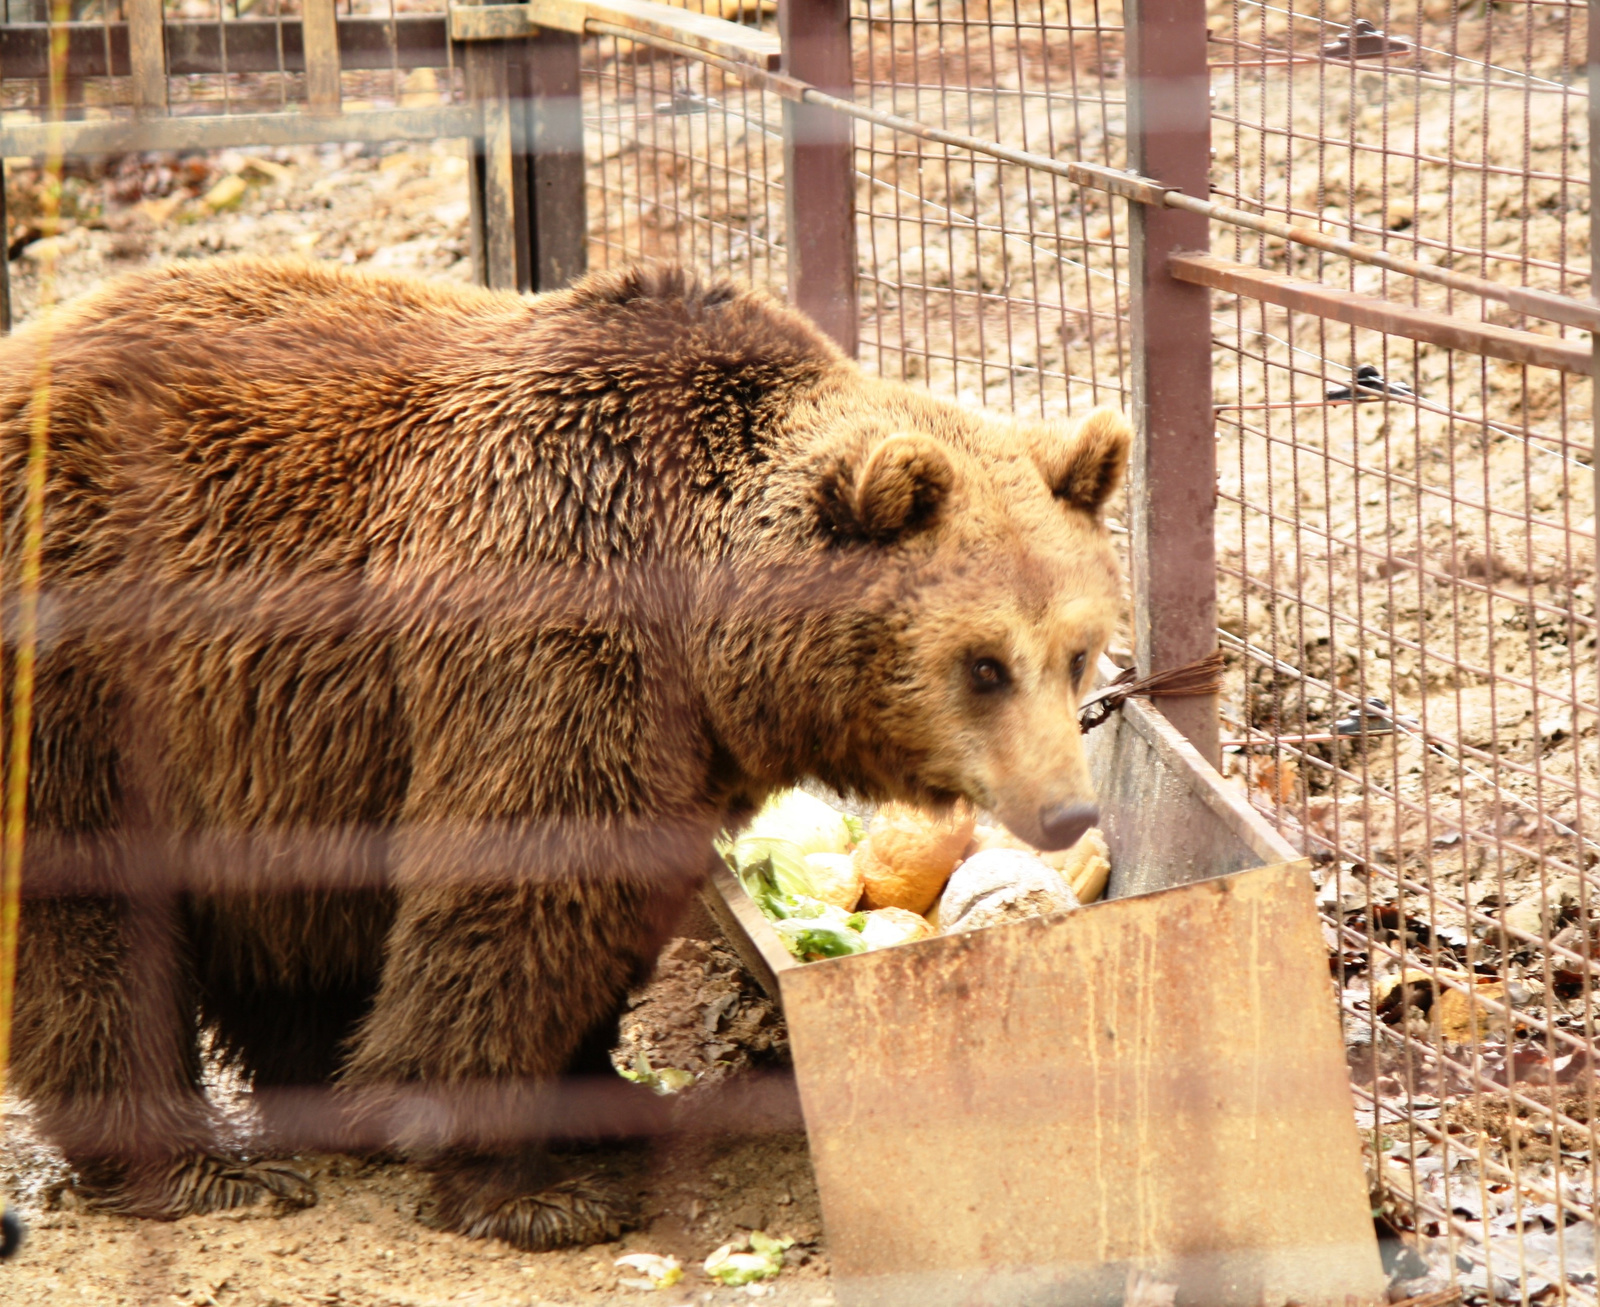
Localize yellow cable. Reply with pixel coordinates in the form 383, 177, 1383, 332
0, 0, 69, 1186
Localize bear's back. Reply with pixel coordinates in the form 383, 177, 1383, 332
0, 260, 844, 584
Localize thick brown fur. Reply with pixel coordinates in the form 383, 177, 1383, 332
0, 259, 1129, 1245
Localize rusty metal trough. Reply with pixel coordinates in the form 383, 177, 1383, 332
704, 670, 1386, 1307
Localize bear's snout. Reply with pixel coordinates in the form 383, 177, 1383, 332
1037, 801, 1099, 852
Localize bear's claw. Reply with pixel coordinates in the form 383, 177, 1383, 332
79, 1153, 318, 1219
430, 1173, 631, 1250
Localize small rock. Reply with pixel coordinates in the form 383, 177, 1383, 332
728, 1203, 765, 1230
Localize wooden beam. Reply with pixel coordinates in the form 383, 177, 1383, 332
1170, 253, 1592, 376
523, 30, 588, 290
1, 160, 11, 336
301, 0, 343, 114
0, 106, 477, 159
780, 0, 857, 355
126, 0, 167, 116
466, 39, 527, 291
0, 17, 452, 81
449, 0, 781, 70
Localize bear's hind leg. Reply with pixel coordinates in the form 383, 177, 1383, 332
13, 893, 315, 1217
191, 888, 390, 1155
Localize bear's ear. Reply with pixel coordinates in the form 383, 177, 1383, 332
1042, 407, 1131, 514
815, 434, 954, 542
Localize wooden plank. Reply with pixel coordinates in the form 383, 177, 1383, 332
587, 0, 780, 68
126, 0, 167, 116
523, 29, 587, 289
452, 1, 586, 39
0, 106, 477, 159
301, 0, 343, 114
1171, 252, 1592, 375
465, 38, 527, 290
449, 0, 782, 70
1125, 0, 1219, 768
783, 862, 1384, 1307
780, 0, 857, 354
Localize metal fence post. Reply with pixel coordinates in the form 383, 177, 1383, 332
780, 0, 856, 354
1590, 0, 1599, 710
1125, 0, 1219, 768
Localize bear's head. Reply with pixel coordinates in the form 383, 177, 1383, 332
709, 385, 1131, 854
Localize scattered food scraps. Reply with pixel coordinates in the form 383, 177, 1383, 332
855, 800, 976, 914
614, 1252, 683, 1290
725, 787, 1108, 960
616, 1050, 697, 1095
704, 1232, 793, 1286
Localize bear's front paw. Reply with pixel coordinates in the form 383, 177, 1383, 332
424, 1153, 632, 1250
79, 1154, 318, 1218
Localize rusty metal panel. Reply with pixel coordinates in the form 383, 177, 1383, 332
1091, 684, 1301, 898
781, 861, 1385, 1307
709, 663, 1368, 1303
1126, 0, 1219, 767
781, 0, 857, 354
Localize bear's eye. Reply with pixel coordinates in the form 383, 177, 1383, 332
969, 657, 1011, 694
1070, 651, 1088, 686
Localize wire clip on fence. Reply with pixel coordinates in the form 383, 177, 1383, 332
1077, 651, 1227, 735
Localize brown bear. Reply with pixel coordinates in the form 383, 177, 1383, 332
0, 258, 1129, 1248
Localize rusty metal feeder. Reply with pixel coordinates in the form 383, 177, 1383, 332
706, 674, 1386, 1307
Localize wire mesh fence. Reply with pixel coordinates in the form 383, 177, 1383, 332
850, 0, 1131, 418
1204, 0, 1597, 1299
2, 0, 1599, 1300
581, 28, 787, 292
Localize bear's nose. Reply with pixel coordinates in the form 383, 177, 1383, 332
1037, 801, 1099, 852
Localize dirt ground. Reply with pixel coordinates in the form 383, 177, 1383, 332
1, 927, 834, 1306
